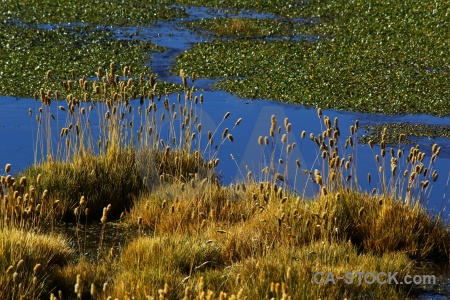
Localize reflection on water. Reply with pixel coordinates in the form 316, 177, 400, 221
1, 92, 449, 216
1, 5, 449, 214
1, 5, 449, 297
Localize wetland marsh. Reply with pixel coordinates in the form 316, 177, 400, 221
0, 1, 449, 299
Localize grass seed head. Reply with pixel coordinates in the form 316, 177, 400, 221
315, 174, 323, 186
258, 136, 263, 145
33, 263, 42, 274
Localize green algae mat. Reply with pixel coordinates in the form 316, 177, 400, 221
175, 0, 450, 116
1, 0, 450, 116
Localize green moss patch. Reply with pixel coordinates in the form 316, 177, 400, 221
1, 0, 187, 25
183, 17, 311, 38
0, 23, 167, 98
174, 0, 450, 116
360, 123, 450, 145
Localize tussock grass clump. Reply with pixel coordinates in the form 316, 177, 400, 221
226, 242, 414, 300
122, 106, 449, 299
1, 61, 449, 299
110, 234, 226, 299
130, 181, 449, 265
309, 190, 450, 263
20, 147, 143, 221
0, 228, 71, 299
136, 147, 213, 191
127, 179, 252, 234
214, 18, 258, 37
336, 192, 449, 262
52, 258, 115, 300
109, 229, 414, 299
16, 65, 225, 223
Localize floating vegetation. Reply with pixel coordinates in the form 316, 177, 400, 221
183, 17, 312, 39
1, 63, 449, 299
173, 0, 307, 18
0, 1, 189, 98
3, 0, 450, 116
175, 0, 450, 116
0, 23, 173, 98
360, 123, 450, 145
1, 0, 187, 25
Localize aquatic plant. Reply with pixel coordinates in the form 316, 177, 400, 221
0, 57, 448, 299
175, 0, 450, 116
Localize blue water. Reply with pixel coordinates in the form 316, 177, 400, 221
1, 91, 449, 218
1, 6, 449, 298
1, 5, 449, 218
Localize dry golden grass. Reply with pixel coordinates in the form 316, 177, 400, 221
19, 147, 142, 222
105, 228, 415, 299
214, 18, 258, 37
52, 258, 115, 300
0, 66, 448, 299
0, 228, 71, 299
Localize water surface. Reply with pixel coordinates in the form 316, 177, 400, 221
1, 6, 449, 298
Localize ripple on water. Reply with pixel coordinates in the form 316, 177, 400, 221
1, 5, 449, 297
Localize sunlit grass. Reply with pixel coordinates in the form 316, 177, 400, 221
1, 0, 449, 298
0, 228, 71, 299
21, 148, 143, 222
0, 63, 449, 299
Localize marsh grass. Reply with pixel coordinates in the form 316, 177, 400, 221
52, 258, 115, 300
225, 242, 415, 300
19, 149, 141, 222
1, 0, 449, 298
0, 64, 449, 299
0, 228, 71, 299
110, 234, 227, 299
115, 190, 427, 299
136, 147, 213, 192
10, 64, 223, 224
120, 107, 449, 299
22, 148, 142, 222
216, 18, 257, 37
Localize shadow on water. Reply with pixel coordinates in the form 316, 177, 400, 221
2, 92, 449, 216
0, 5, 449, 297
